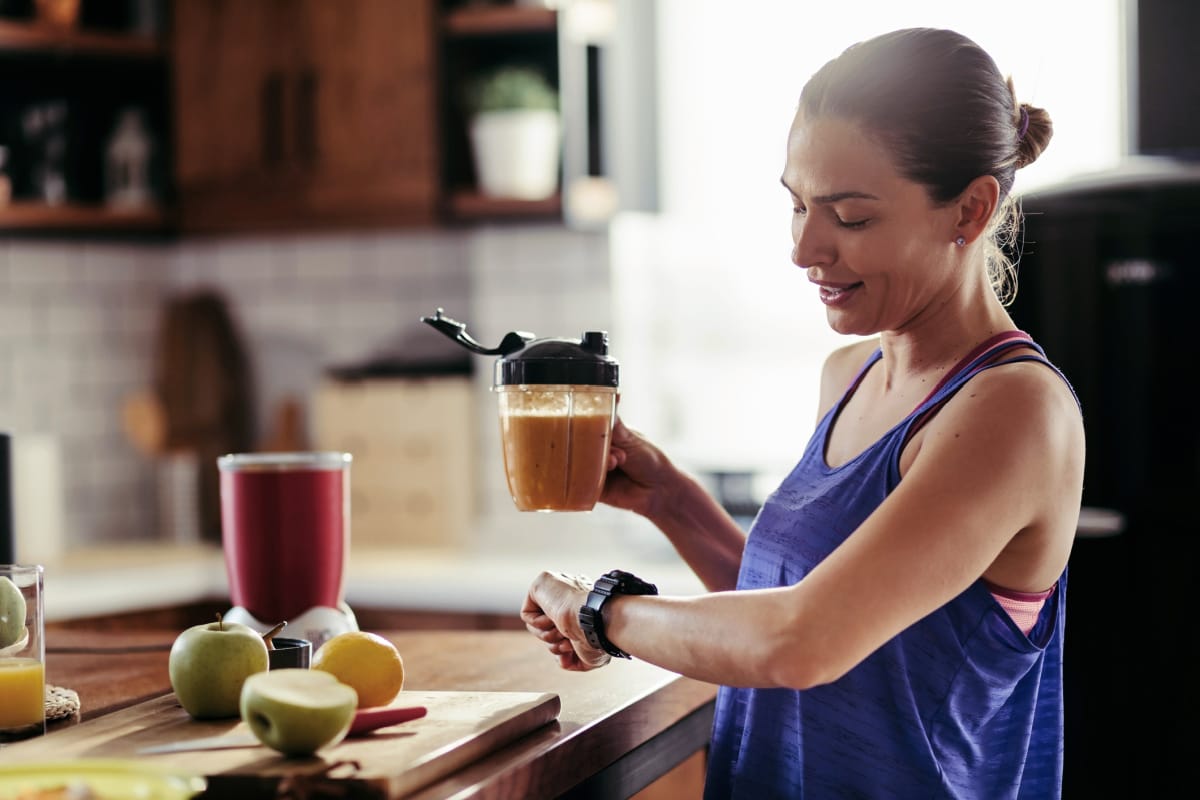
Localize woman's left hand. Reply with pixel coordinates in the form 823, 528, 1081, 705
521, 571, 611, 671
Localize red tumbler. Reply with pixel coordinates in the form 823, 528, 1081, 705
218, 452, 351, 624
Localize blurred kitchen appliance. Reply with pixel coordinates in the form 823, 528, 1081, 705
1125, 0, 1200, 159
9, 435, 65, 566
218, 452, 357, 651
313, 375, 474, 552
1009, 160, 1200, 799
0, 433, 65, 566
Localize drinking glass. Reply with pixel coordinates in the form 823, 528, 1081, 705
0, 564, 45, 744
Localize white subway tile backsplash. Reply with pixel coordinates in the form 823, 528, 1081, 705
290, 234, 362, 281
0, 298, 40, 341
1, 223, 608, 552
45, 298, 112, 341
212, 238, 282, 286
56, 400, 114, 444
80, 242, 167, 285
109, 299, 162, 346
166, 239, 217, 288
6, 241, 81, 289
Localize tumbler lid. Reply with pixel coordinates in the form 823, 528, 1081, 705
420, 308, 618, 387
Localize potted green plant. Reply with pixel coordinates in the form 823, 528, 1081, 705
464, 65, 561, 200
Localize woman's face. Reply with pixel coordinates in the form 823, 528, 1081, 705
782, 113, 960, 337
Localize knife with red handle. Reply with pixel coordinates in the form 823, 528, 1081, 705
347, 705, 428, 737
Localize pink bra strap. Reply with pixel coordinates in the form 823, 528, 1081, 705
918, 330, 1033, 407
901, 331, 1038, 452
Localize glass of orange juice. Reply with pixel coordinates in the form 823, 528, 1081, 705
0, 564, 44, 744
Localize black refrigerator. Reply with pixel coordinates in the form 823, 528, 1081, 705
1008, 161, 1200, 798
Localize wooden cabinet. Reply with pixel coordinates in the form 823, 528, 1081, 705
171, 0, 562, 233
170, 0, 284, 209
171, 0, 439, 233
0, 1, 568, 235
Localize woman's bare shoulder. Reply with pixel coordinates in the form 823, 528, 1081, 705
817, 338, 879, 417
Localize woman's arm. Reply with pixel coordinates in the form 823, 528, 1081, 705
525, 361, 1084, 687
601, 419, 747, 592
599, 340, 876, 594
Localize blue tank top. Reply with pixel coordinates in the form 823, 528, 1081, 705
705, 334, 1076, 799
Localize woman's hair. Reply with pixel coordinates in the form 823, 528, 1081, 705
798, 28, 1052, 304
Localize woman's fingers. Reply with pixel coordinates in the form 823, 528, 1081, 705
523, 611, 557, 632
522, 569, 611, 671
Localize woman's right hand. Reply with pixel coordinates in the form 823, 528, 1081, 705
601, 418, 678, 519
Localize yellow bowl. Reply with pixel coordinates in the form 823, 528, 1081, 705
0, 759, 204, 799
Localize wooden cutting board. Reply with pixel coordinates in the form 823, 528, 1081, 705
0, 690, 560, 798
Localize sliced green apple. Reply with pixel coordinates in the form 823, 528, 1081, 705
0, 577, 26, 650
240, 668, 358, 757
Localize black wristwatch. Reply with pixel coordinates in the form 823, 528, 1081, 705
578, 570, 658, 659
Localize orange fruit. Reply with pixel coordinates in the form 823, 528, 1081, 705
311, 631, 405, 708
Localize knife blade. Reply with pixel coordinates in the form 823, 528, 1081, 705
136, 705, 429, 754
137, 733, 259, 754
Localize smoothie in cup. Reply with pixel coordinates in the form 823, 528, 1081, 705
497, 385, 617, 511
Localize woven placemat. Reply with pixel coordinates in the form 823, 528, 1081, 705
45, 684, 80, 721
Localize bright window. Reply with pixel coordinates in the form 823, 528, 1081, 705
611, 0, 1124, 481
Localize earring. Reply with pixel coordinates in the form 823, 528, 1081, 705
954, 235, 966, 247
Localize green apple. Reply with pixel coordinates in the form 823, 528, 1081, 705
240, 668, 358, 757
0, 577, 26, 650
168, 613, 269, 719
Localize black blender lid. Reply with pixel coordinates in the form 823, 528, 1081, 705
420, 308, 619, 386
496, 332, 618, 386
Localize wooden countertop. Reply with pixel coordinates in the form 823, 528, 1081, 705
38, 628, 717, 799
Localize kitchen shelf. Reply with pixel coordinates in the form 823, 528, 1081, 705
0, 202, 172, 233
445, 190, 561, 221
0, 20, 164, 59
0, 13, 172, 236
442, 5, 556, 36
438, 3, 563, 224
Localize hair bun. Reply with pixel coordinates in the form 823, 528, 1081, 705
1016, 102, 1053, 169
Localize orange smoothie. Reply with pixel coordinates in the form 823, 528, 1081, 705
0, 657, 44, 730
500, 410, 613, 511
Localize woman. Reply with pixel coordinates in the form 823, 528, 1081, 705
522, 28, 1084, 798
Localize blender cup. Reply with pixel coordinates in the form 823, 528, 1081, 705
422, 308, 619, 512
217, 452, 359, 648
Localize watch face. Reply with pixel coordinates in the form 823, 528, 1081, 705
595, 574, 621, 595
604, 570, 659, 596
